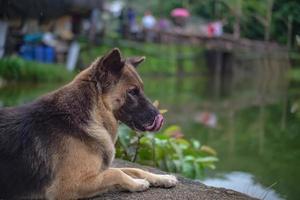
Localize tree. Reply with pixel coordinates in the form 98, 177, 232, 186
243, 0, 274, 41
273, 0, 300, 48
219, 0, 243, 39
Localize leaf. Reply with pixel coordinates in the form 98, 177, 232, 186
205, 163, 216, 170
196, 156, 219, 163
191, 139, 201, 149
165, 159, 176, 172
169, 141, 183, 161
118, 126, 131, 148
130, 136, 139, 144
154, 133, 169, 140
140, 136, 152, 146
175, 138, 190, 149
183, 155, 195, 162
159, 109, 168, 114
173, 159, 181, 172
139, 148, 152, 161
153, 100, 159, 108
164, 125, 181, 135
182, 161, 195, 178
200, 145, 217, 156
194, 161, 204, 179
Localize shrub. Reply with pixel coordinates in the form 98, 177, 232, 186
116, 124, 218, 179
0, 56, 73, 82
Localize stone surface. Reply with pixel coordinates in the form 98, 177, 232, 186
93, 159, 257, 200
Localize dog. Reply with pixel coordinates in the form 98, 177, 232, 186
0, 48, 178, 199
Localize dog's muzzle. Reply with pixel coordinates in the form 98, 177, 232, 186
144, 114, 164, 132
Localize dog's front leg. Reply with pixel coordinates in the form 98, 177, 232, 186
119, 168, 178, 188
76, 168, 150, 198
48, 168, 150, 199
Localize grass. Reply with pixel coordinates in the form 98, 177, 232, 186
0, 56, 73, 83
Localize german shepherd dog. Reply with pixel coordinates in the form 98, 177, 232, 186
0, 49, 178, 199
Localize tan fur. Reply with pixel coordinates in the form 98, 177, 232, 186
46, 136, 104, 199
44, 53, 177, 200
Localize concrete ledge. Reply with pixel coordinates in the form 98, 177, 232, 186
95, 159, 256, 200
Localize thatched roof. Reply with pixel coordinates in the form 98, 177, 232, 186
0, 0, 104, 20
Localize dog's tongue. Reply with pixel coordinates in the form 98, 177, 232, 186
145, 114, 164, 132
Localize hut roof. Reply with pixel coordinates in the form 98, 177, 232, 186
0, 0, 104, 20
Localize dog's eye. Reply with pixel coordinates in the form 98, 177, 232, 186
128, 88, 139, 96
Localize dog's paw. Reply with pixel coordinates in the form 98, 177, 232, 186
151, 174, 178, 188
130, 179, 150, 192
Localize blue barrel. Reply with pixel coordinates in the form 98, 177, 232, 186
34, 45, 44, 62
44, 46, 55, 63
19, 44, 34, 60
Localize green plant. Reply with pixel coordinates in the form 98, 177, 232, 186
116, 124, 218, 179
0, 56, 73, 82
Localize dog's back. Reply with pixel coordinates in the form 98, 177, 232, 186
0, 79, 98, 198
0, 101, 58, 198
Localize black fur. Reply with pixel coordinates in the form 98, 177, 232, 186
115, 89, 159, 132
0, 82, 95, 198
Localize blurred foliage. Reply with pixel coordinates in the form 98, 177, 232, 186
128, 0, 300, 46
0, 83, 63, 106
116, 124, 218, 179
0, 56, 73, 82
289, 68, 300, 82
80, 39, 205, 75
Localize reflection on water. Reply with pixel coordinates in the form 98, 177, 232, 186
203, 172, 283, 200
0, 53, 298, 199
142, 53, 297, 200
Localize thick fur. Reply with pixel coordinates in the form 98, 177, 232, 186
0, 49, 177, 199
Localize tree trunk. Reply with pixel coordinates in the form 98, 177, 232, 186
233, 16, 240, 39
233, 0, 242, 39
264, 0, 274, 41
287, 15, 293, 50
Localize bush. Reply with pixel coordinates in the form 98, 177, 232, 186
0, 56, 73, 82
116, 124, 218, 179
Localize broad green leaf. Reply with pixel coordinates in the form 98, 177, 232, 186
191, 139, 201, 149
196, 157, 219, 163
184, 155, 195, 162
164, 125, 181, 136
154, 133, 169, 140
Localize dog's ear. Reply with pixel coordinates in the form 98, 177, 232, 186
127, 56, 145, 68
93, 48, 124, 74
92, 48, 125, 91
101, 48, 125, 74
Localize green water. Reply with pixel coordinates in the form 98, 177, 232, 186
0, 57, 299, 200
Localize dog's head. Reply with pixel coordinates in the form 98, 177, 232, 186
90, 48, 163, 132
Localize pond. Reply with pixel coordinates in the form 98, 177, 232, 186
0, 53, 299, 200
